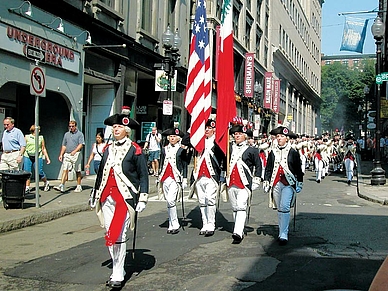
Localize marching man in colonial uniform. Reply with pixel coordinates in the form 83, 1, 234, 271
91, 113, 149, 289
263, 125, 303, 246
343, 133, 357, 185
193, 119, 226, 236
159, 127, 188, 234
226, 119, 262, 244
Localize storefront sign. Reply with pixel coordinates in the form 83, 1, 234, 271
263, 72, 273, 109
244, 52, 254, 98
1, 23, 80, 74
136, 106, 147, 115
272, 79, 280, 113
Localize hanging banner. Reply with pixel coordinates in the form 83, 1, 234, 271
244, 52, 254, 98
272, 79, 280, 113
155, 70, 177, 91
340, 17, 369, 53
263, 72, 273, 109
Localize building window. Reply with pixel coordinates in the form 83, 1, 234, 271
141, 0, 152, 32
256, 27, 262, 59
233, 6, 240, 39
100, 0, 123, 13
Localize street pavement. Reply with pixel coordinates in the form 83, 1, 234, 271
0, 154, 387, 234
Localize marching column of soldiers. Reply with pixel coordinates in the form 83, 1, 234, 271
89, 109, 359, 289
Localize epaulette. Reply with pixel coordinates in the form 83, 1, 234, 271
131, 141, 142, 155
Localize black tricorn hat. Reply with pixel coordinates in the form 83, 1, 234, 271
161, 127, 185, 137
345, 133, 355, 141
269, 126, 297, 139
205, 119, 216, 128
104, 114, 139, 128
229, 124, 246, 135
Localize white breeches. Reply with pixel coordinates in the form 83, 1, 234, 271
196, 176, 218, 207
315, 158, 323, 180
228, 186, 249, 237
344, 158, 354, 181
102, 196, 130, 282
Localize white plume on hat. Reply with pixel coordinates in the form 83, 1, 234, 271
209, 113, 216, 121
282, 120, 290, 128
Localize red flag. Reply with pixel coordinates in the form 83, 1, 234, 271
215, 1, 236, 154
184, 0, 211, 153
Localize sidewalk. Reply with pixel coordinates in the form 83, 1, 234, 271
357, 155, 388, 205
0, 174, 159, 233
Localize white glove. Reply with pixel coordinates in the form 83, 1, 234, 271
135, 201, 146, 212
295, 182, 303, 193
182, 178, 188, 189
263, 181, 270, 193
252, 183, 259, 191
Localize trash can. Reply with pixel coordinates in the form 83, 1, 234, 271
0, 170, 31, 209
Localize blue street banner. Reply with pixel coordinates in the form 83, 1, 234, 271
340, 17, 369, 53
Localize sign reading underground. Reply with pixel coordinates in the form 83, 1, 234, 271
30, 65, 46, 97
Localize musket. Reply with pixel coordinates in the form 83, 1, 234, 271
247, 189, 253, 223
132, 206, 138, 260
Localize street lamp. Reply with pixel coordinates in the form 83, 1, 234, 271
254, 80, 263, 106
370, 16, 386, 185
254, 80, 263, 132
161, 24, 181, 130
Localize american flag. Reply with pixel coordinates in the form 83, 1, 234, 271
185, 0, 212, 153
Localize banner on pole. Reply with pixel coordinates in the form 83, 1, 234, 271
340, 17, 369, 53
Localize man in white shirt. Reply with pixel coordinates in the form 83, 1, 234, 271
144, 127, 162, 176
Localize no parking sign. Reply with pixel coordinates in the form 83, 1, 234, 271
30, 65, 46, 97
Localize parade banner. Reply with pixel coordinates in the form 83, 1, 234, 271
272, 79, 280, 113
340, 17, 368, 53
244, 52, 254, 98
263, 72, 273, 109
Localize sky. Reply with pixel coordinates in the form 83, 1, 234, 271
321, 0, 379, 56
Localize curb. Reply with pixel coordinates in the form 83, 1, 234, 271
0, 204, 90, 233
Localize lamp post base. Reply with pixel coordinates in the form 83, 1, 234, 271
370, 160, 386, 185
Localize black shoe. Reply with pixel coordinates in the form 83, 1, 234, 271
105, 279, 111, 287
205, 230, 214, 237
347, 180, 351, 185
232, 233, 243, 244
199, 230, 206, 235
167, 229, 179, 234
316, 180, 321, 183
278, 238, 288, 246
109, 281, 122, 289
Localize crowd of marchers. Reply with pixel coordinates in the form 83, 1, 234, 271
83, 107, 361, 289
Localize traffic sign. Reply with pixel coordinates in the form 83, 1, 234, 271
376, 72, 388, 84
30, 65, 46, 97
26, 46, 44, 62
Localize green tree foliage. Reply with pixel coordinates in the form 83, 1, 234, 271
321, 59, 375, 134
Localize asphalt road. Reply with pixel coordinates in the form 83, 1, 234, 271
0, 169, 387, 291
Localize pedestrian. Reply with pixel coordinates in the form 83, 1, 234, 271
159, 127, 188, 234
226, 119, 261, 244
343, 133, 357, 185
193, 119, 226, 236
91, 113, 149, 289
143, 126, 162, 176
0, 117, 26, 170
23, 125, 51, 193
54, 120, 85, 193
263, 125, 303, 246
85, 132, 106, 174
